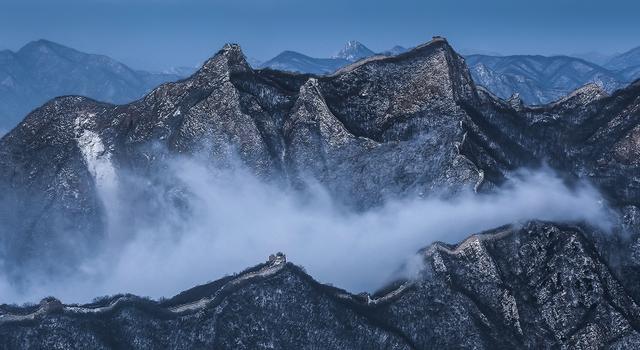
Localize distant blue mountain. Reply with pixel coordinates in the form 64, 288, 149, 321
260, 41, 406, 75
0, 40, 184, 134
605, 46, 640, 81
571, 51, 615, 66
465, 54, 631, 105
260, 40, 637, 105
4, 39, 639, 134
259, 51, 350, 75
259, 41, 637, 105
381, 45, 408, 56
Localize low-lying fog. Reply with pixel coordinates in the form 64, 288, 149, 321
0, 156, 613, 304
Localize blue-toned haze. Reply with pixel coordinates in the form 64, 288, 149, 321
1, 0, 639, 70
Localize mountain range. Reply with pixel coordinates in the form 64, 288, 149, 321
0, 40, 184, 134
2, 39, 639, 136
1, 37, 640, 348
464, 54, 631, 104
259, 40, 407, 74
257, 50, 351, 75
260, 40, 640, 105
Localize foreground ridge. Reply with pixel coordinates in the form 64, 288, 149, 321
3, 222, 640, 349
0, 253, 289, 323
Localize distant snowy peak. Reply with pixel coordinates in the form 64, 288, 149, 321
333, 40, 375, 62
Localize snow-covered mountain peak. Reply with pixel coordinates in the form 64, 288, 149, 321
333, 40, 375, 62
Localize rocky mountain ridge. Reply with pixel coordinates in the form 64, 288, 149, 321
0, 37, 639, 348
261, 41, 640, 106
3, 222, 640, 349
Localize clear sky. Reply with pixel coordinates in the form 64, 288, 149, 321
1, 0, 639, 71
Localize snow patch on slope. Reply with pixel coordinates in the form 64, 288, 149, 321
75, 116, 117, 193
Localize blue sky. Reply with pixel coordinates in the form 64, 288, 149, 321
1, 0, 639, 70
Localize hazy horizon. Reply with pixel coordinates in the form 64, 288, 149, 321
1, 0, 639, 71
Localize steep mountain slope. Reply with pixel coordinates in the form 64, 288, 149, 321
3, 222, 640, 349
1, 37, 640, 348
466, 79, 640, 207
0, 38, 491, 277
261, 44, 638, 105
0, 40, 183, 133
1, 36, 639, 279
466, 54, 629, 105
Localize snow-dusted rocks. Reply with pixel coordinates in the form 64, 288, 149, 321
1, 37, 640, 349
75, 117, 117, 194
4, 223, 640, 348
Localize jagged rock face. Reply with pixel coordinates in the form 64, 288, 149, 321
1, 38, 639, 272
323, 40, 478, 140
521, 81, 640, 207
1, 38, 640, 349
0, 39, 492, 274
0, 97, 110, 279
459, 79, 640, 208
406, 222, 640, 349
0, 255, 413, 349
3, 222, 640, 349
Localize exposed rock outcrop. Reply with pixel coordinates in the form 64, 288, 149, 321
1, 38, 639, 349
